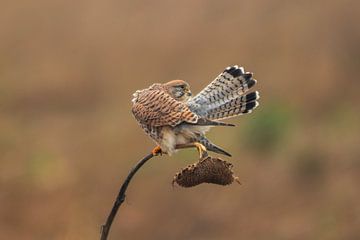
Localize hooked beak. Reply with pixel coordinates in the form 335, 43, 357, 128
187, 91, 192, 97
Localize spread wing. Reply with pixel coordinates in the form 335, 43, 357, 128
132, 89, 199, 127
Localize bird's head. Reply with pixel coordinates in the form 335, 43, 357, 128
164, 80, 192, 102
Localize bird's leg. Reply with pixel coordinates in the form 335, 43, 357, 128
175, 142, 208, 159
151, 145, 163, 156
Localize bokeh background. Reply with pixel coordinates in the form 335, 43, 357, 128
1, 1, 360, 239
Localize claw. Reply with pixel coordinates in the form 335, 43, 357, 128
194, 142, 208, 159
151, 146, 162, 156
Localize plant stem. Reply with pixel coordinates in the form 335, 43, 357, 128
100, 152, 155, 240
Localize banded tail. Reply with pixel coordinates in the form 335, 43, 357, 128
188, 65, 260, 120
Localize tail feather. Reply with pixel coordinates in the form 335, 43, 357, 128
198, 136, 232, 157
188, 65, 259, 119
207, 91, 259, 120
242, 91, 259, 102
190, 66, 256, 108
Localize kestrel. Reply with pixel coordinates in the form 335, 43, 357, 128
131, 65, 259, 158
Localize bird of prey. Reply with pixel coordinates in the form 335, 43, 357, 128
131, 65, 259, 158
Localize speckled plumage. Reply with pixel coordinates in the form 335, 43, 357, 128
131, 66, 260, 156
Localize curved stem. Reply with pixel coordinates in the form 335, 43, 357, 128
100, 152, 155, 240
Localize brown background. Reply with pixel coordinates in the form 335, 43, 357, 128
1, 0, 360, 239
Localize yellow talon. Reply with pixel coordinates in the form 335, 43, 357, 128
194, 142, 208, 159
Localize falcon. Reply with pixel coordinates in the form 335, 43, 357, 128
131, 65, 260, 158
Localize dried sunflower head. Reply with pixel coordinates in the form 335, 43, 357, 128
173, 156, 240, 187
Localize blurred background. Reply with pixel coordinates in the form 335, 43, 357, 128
1, 0, 360, 239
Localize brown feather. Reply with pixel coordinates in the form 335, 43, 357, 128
132, 87, 198, 128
